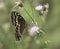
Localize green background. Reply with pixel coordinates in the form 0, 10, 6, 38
0, 0, 60, 49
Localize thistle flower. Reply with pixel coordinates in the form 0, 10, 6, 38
44, 3, 49, 9
35, 5, 43, 11
15, 0, 23, 7
28, 25, 39, 37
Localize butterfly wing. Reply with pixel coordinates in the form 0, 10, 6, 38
11, 11, 26, 40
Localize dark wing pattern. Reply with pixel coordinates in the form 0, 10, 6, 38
11, 11, 26, 41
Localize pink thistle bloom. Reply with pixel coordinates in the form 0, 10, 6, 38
28, 25, 39, 37
35, 5, 43, 11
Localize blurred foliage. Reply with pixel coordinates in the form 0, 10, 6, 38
0, 0, 60, 49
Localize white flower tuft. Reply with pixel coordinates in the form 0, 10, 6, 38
0, 2, 5, 9
15, 0, 22, 6
35, 5, 43, 11
44, 3, 49, 9
28, 25, 39, 37
15, 1, 20, 6
2, 23, 10, 31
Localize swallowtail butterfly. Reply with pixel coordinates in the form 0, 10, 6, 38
11, 11, 26, 41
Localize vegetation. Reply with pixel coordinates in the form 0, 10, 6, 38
0, 0, 60, 49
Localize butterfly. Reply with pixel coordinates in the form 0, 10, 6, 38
11, 0, 48, 41
11, 11, 26, 41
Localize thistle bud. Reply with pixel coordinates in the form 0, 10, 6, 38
15, 0, 23, 7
